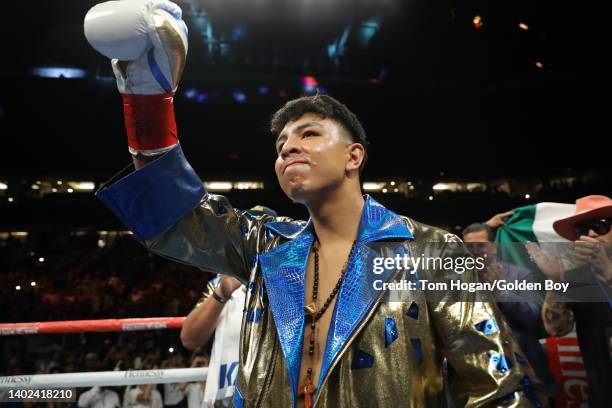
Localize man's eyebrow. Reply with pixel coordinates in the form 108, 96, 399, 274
276, 122, 324, 145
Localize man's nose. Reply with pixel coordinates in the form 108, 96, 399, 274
587, 228, 599, 238
279, 136, 302, 159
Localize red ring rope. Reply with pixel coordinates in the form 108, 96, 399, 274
0, 317, 186, 335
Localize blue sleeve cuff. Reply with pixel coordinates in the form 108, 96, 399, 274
95, 145, 206, 241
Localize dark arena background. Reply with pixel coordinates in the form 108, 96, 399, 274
0, 0, 610, 407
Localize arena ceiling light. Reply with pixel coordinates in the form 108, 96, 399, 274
234, 182, 264, 190
466, 183, 486, 191
67, 181, 96, 191
432, 183, 451, 191
0, 182, 7, 190
204, 182, 233, 192
30, 67, 86, 79
362, 182, 386, 192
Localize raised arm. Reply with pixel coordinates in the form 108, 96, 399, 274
85, 1, 281, 282
180, 276, 242, 349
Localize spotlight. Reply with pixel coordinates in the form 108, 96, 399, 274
184, 88, 197, 99
233, 91, 247, 103
196, 93, 208, 103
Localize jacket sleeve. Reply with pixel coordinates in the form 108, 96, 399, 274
96, 144, 276, 284
424, 234, 547, 407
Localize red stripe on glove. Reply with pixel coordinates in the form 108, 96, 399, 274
122, 93, 178, 153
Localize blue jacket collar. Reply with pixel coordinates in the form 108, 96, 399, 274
259, 195, 412, 406
264, 195, 413, 243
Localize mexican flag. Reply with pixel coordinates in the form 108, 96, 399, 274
495, 202, 576, 267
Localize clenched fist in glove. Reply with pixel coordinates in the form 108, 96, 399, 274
84, 0, 188, 156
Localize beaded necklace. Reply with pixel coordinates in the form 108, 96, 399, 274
299, 239, 357, 408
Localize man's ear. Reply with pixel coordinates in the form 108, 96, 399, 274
346, 143, 365, 172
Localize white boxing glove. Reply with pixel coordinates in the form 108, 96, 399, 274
84, 0, 188, 95
84, 0, 188, 155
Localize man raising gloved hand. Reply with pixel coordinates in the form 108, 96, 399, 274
86, 2, 547, 406
84, 0, 187, 166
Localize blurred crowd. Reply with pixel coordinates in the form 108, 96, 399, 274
0, 234, 205, 323
1, 233, 215, 407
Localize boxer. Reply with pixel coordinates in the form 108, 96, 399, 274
86, 2, 546, 406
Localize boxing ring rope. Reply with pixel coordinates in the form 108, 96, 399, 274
0, 316, 208, 389
0, 368, 208, 389
0, 317, 186, 335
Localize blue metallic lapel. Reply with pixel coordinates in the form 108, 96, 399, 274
358, 195, 414, 243
259, 225, 314, 406
317, 195, 413, 391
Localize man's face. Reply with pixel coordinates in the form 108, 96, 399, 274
192, 356, 209, 367
575, 217, 612, 243
274, 113, 358, 203
463, 230, 497, 263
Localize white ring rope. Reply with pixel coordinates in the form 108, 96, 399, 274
0, 368, 208, 389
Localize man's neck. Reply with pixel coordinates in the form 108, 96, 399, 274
306, 183, 365, 247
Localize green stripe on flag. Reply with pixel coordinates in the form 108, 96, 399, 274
495, 204, 538, 268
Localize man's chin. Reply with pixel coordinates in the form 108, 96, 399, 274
286, 188, 308, 204
285, 183, 318, 204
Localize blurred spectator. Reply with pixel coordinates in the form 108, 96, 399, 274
484, 210, 515, 228
535, 195, 612, 407
78, 386, 120, 408
178, 350, 210, 408
180, 276, 243, 350
162, 351, 187, 408
125, 360, 163, 408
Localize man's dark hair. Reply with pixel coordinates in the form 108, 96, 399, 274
462, 223, 494, 242
270, 94, 369, 172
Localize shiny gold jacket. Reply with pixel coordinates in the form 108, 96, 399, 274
97, 145, 546, 407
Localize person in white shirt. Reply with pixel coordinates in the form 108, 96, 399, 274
162, 352, 187, 407
185, 382, 205, 408
124, 359, 163, 408
178, 352, 209, 408
78, 386, 120, 408
125, 384, 162, 408
164, 382, 186, 407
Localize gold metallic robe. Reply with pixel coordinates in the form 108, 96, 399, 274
143, 195, 545, 407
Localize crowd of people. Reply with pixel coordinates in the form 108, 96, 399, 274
1, 234, 216, 407
0, 235, 205, 324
